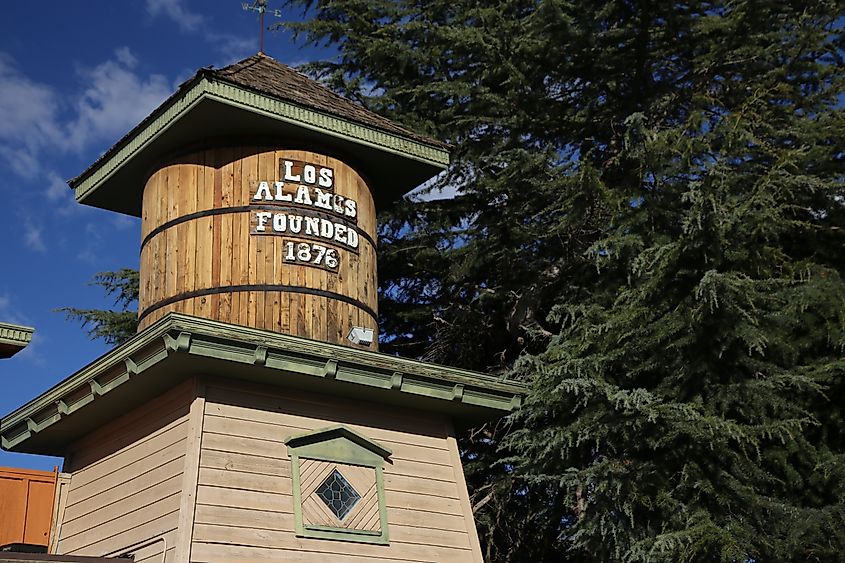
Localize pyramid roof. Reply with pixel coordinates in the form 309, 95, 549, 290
70, 53, 450, 216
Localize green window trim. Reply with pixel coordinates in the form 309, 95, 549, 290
286, 426, 391, 545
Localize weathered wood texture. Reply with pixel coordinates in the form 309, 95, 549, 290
192, 380, 483, 563
139, 147, 378, 349
56, 381, 195, 562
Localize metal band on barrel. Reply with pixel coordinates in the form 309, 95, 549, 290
138, 284, 378, 324
140, 205, 376, 251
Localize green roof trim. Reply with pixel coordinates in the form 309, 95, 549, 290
1, 313, 526, 454
286, 425, 393, 462
0, 322, 34, 346
71, 77, 208, 203
207, 78, 450, 167
0, 322, 34, 359
71, 76, 450, 209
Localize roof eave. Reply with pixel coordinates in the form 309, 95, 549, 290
0, 322, 34, 359
70, 77, 450, 215
68, 71, 208, 190
1, 313, 525, 455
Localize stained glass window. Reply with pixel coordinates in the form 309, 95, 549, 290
316, 469, 360, 520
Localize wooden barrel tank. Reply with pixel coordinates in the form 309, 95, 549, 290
138, 146, 378, 349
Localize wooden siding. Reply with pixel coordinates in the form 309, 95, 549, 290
191, 380, 482, 562
48, 472, 72, 553
138, 147, 379, 349
56, 381, 194, 562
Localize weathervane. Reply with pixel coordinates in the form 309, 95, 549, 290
242, 0, 282, 53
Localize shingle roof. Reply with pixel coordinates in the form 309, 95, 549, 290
69, 53, 445, 189
212, 53, 444, 148
68, 53, 450, 216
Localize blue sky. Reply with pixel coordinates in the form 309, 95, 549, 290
0, 1, 332, 471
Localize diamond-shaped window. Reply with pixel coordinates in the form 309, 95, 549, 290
316, 469, 361, 520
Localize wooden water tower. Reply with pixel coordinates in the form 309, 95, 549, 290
138, 147, 379, 346
86, 54, 450, 350
0, 54, 525, 563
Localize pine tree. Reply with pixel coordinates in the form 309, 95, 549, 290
283, 0, 597, 369
63, 2, 845, 559
285, 1, 845, 561
58, 269, 139, 346
506, 3, 845, 560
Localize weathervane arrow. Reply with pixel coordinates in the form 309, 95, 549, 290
242, 0, 282, 53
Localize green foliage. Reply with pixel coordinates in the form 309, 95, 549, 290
63, 2, 845, 559
59, 269, 139, 346
283, 1, 845, 561
283, 0, 602, 368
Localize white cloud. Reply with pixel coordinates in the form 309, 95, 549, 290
45, 171, 69, 201
66, 50, 171, 150
0, 53, 64, 158
84, 222, 102, 239
114, 46, 137, 68
143, 0, 254, 65
0, 48, 169, 230
23, 222, 46, 253
76, 249, 97, 264
409, 182, 462, 202
0, 294, 28, 330
111, 214, 138, 230
0, 48, 170, 206
145, 0, 205, 32
0, 47, 170, 161
14, 330, 47, 366
0, 145, 39, 178
44, 171, 86, 217
210, 32, 258, 65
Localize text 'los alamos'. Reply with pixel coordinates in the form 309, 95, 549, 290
249, 160, 362, 272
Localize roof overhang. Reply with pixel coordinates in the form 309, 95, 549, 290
0, 323, 34, 359
70, 77, 450, 217
1, 313, 525, 456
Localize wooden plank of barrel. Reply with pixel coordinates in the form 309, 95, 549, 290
138, 147, 379, 350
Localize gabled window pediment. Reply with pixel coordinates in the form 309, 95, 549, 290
286, 425, 391, 544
